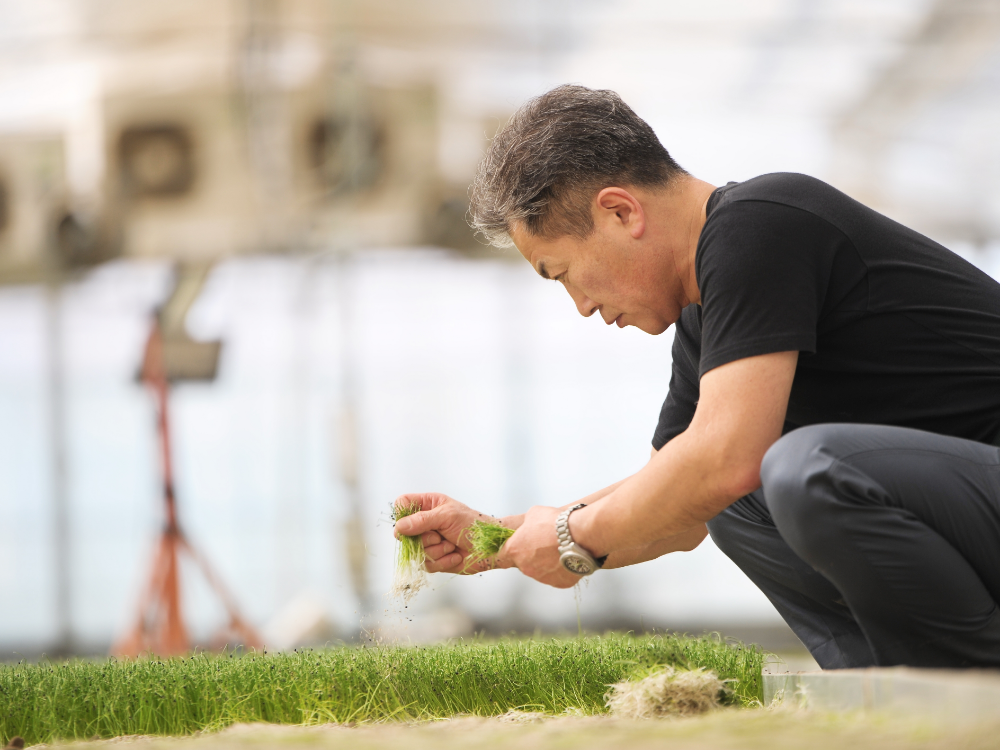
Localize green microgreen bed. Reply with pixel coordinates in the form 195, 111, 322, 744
0, 634, 764, 744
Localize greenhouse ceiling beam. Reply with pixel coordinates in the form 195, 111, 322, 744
832, 0, 1000, 216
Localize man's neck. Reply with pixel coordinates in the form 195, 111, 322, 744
659, 175, 717, 307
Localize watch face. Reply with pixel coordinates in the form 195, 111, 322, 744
562, 554, 594, 576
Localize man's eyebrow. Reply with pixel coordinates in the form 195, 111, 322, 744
538, 261, 550, 280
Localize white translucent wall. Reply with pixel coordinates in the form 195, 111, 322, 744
0, 251, 782, 649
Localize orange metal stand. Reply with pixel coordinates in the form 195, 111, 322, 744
112, 320, 261, 657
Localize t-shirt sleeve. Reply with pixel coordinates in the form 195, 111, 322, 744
696, 200, 835, 376
652, 308, 701, 450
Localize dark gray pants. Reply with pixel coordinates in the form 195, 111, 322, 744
707, 423, 1000, 669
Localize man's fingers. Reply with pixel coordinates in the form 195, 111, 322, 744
423, 541, 456, 560
424, 552, 464, 573
394, 492, 455, 515
394, 507, 442, 537
393, 493, 435, 512
421, 550, 500, 575
421, 530, 443, 547
422, 549, 492, 574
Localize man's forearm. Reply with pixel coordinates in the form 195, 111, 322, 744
571, 428, 748, 558
602, 523, 708, 569
499, 476, 630, 531
568, 352, 796, 560
500, 474, 709, 568
494, 352, 795, 588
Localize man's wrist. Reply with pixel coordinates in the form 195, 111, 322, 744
566, 503, 608, 559
556, 504, 605, 575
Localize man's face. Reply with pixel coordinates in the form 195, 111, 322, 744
510, 220, 678, 335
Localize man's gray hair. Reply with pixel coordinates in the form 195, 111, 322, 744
469, 85, 686, 248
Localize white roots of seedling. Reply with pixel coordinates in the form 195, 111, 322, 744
389, 536, 427, 603
390, 502, 427, 602
606, 666, 725, 718
390, 548, 427, 603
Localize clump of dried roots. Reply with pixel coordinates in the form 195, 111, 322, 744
389, 501, 426, 602
605, 666, 725, 719
464, 519, 514, 571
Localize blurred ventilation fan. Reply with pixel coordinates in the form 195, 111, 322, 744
309, 116, 383, 193
119, 125, 195, 198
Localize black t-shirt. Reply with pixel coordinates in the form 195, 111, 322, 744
652, 173, 1000, 450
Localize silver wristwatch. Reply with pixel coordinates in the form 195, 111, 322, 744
556, 503, 605, 576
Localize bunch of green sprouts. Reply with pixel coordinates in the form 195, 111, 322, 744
464, 519, 515, 571
390, 501, 427, 601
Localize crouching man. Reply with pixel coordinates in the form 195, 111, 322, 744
393, 85, 1000, 669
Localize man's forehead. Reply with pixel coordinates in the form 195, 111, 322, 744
508, 225, 540, 268
509, 226, 572, 278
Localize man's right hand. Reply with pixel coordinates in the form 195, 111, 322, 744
392, 493, 510, 574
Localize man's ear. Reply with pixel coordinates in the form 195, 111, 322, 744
595, 187, 646, 239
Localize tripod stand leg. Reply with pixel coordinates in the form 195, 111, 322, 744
180, 535, 262, 649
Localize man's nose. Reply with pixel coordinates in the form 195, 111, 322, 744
567, 286, 598, 317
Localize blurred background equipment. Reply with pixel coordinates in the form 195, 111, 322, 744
119, 125, 196, 199
112, 267, 260, 657
1, 0, 1000, 658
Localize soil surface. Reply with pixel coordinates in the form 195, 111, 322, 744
26, 709, 1000, 750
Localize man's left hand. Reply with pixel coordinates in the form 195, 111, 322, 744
496, 505, 583, 588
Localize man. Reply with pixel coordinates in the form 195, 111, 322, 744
393, 85, 1000, 669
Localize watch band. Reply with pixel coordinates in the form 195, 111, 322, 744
556, 503, 607, 575
555, 503, 587, 548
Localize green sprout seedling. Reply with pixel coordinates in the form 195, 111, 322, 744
464, 519, 514, 571
390, 501, 427, 601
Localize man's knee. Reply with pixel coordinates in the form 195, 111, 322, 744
706, 507, 742, 560
762, 425, 847, 554
706, 491, 771, 566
